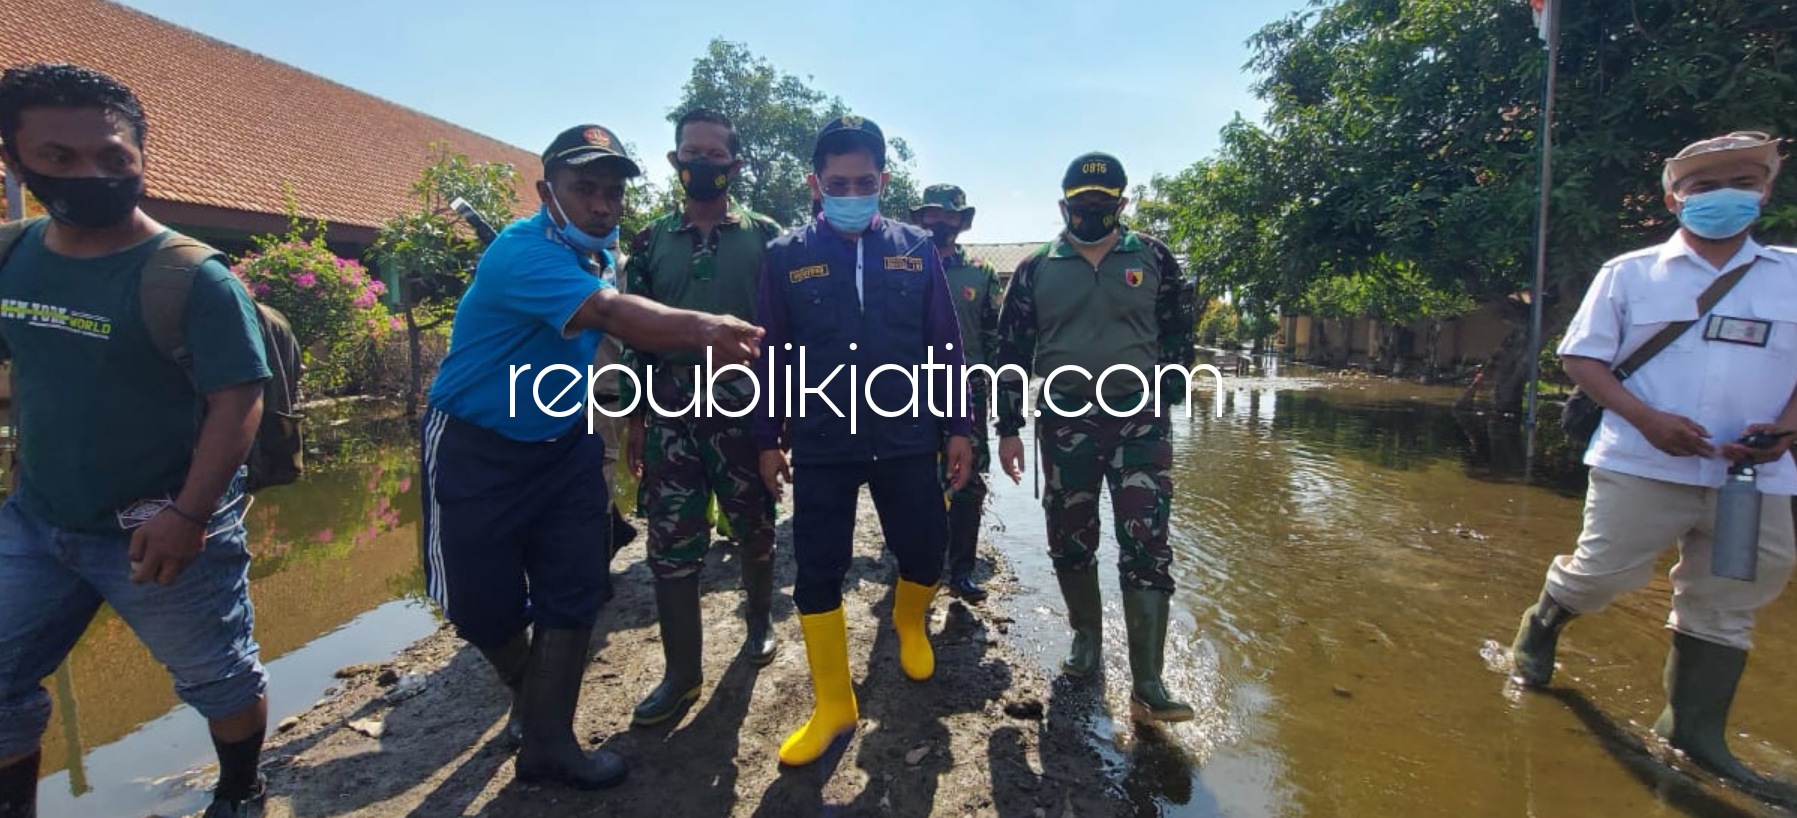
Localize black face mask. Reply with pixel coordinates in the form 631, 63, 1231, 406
926, 222, 958, 249
1064, 201, 1120, 244
677, 158, 733, 202
16, 165, 144, 229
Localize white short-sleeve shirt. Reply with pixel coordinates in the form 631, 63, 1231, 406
1559, 232, 1797, 494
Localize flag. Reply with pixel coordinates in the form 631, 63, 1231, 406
1528, 0, 1556, 43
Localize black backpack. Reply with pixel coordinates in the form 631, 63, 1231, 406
0, 217, 306, 492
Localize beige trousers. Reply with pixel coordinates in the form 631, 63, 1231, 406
1546, 467, 1796, 650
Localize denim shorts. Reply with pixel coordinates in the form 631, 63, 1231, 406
0, 470, 266, 757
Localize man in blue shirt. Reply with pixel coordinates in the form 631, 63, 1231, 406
754, 115, 973, 767
420, 124, 763, 791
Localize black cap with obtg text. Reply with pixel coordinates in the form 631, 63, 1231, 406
1062, 152, 1127, 198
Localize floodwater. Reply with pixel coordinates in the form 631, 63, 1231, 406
17, 363, 1797, 817
986, 359, 1797, 817
18, 407, 444, 818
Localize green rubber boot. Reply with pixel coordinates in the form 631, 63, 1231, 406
1121, 587, 1195, 723
1054, 566, 1103, 678
1510, 586, 1577, 688
1652, 631, 1773, 789
632, 575, 704, 727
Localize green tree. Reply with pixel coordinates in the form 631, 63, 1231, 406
369, 142, 522, 416
1152, 0, 1797, 408
669, 38, 922, 227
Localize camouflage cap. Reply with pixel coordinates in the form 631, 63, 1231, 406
1662, 130, 1783, 192
910, 183, 976, 222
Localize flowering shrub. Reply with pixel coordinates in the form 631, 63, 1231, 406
233, 213, 394, 395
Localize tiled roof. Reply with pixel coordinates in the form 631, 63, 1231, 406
0, 0, 541, 232
963, 242, 1047, 274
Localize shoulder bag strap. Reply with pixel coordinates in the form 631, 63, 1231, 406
1613, 259, 1755, 380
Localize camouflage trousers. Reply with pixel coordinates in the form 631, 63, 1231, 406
639, 373, 776, 581
1038, 407, 1174, 592
940, 372, 992, 507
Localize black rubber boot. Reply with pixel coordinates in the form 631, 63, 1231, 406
515, 627, 627, 789
945, 497, 988, 603
1653, 631, 1774, 788
477, 630, 530, 748
1055, 566, 1103, 678
1121, 587, 1195, 723
1510, 586, 1577, 688
632, 576, 704, 727
200, 773, 265, 818
742, 557, 779, 666
0, 750, 40, 818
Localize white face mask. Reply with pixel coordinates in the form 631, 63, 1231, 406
545, 181, 617, 254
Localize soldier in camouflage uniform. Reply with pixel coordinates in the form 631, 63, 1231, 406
911, 184, 1001, 603
994, 152, 1198, 724
591, 237, 638, 566
618, 109, 784, 728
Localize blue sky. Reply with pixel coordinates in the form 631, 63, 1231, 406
118, 0, 1314, 243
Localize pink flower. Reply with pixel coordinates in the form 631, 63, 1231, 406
293, 272, 317, 289
389, 316, 404, 331
367, 280, 386, 296
354, 292, 377, 309
312, 527, 334, 543
253, 283, 271, 298
398, 477, 412, 493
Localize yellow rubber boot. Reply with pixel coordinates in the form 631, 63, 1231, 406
778, 607, 859, 767
893, 579, 939, 681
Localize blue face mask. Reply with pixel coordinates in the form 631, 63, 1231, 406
545, 184, 617, 254
820, 192, 881, 234
1676, 187, 1763, 240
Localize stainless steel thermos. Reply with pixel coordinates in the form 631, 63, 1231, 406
1712, 462, 1761, 581
1712, 430, 1793, 582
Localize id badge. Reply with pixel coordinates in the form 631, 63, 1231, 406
117, 497, 172, 530
1703, 314, 1772, 347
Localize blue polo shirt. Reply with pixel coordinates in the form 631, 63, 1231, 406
428, 208, 612, 442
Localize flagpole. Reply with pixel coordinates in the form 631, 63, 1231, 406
1524, 0, 1560, 440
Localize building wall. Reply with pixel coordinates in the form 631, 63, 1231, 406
1280, 301, 1513, 367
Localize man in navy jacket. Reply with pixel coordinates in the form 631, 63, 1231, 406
754, 114, 972, 767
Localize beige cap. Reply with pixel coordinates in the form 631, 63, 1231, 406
1663, 130, 1783, 192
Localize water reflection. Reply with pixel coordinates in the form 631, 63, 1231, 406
28, 406, 440, 818
988, 366, 1797, 817
15, 367, 1797, 817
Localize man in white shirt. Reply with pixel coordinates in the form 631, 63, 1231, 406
1510, 131, 1796, 789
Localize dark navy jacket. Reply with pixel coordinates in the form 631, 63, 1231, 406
753, 215, 972, 466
